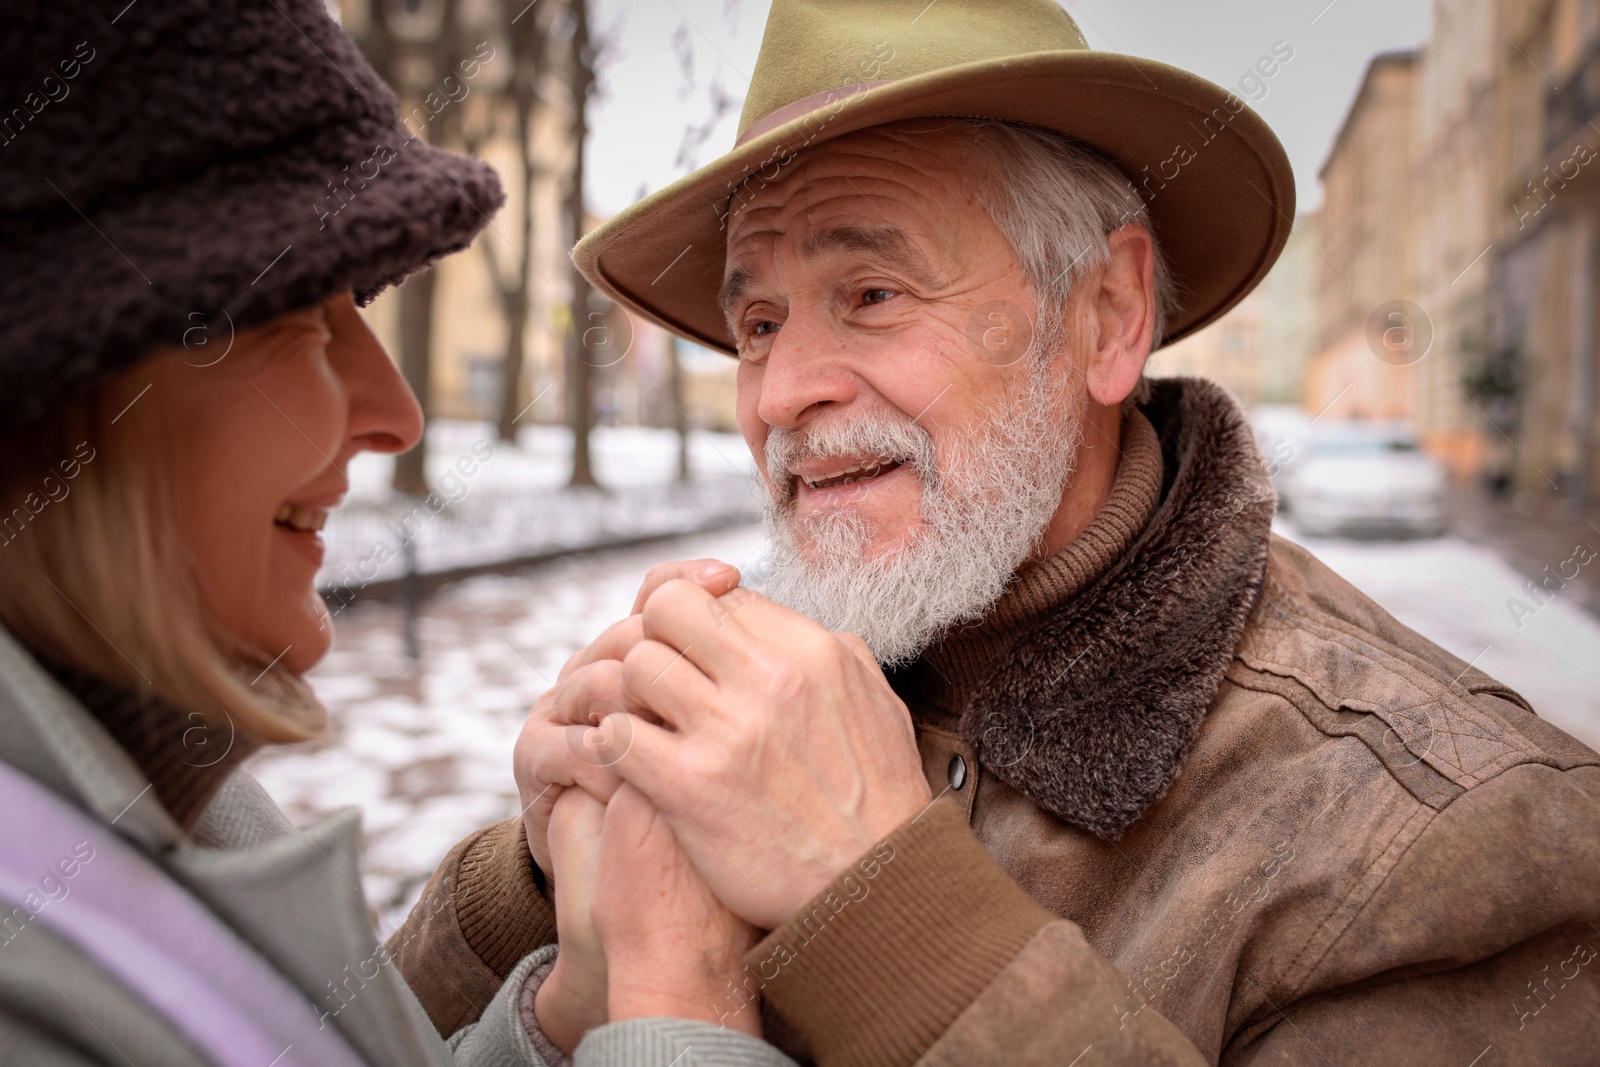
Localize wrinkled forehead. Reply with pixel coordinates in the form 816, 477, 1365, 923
722, 123, 992, 272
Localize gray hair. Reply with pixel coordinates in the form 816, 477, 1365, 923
953, 118, 1182, 380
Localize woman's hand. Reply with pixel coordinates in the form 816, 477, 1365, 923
594, 784, 763, 1036
533, 788, 610, 1054
513, 560, 741, 880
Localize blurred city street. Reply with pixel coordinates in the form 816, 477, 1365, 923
249, 518, 1600, 936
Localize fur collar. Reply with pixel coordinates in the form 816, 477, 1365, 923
899, 377, 1275, 839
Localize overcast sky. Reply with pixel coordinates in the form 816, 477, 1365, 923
585, 0, 1434, 217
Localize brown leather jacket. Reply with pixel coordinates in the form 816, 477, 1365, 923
392, 379, 1600, 1065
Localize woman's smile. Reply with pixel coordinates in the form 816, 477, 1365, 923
272, 500, 335, 567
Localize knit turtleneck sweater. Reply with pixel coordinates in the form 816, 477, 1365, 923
884, 379, 1275, 840
38, 658, 258, 831
888, 402, 1165, 730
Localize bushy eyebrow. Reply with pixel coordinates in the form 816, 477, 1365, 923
719, 266, 754, 319
801, 224, 919, 261
718, 225, 945, 321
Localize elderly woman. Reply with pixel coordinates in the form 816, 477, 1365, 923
0, 3, 783, 1066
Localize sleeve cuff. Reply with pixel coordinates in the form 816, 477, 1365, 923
455, 817, 559, 976
575, 1019, 799, 1067
447, 943, 561, 1065
518, 952, 572, 1067
743, 796, 1054, 1067
389, 816, 559, 1037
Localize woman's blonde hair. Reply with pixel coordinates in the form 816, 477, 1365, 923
0, 383, 326, 745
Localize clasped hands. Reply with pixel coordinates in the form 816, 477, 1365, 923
512, 559, 932, 1053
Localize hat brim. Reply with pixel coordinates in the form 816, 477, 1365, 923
575, 50, 1295, 355
1, 120, 502, 428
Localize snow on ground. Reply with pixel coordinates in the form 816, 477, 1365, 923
345, 421, 756, 504
250, 524, 769, 937
250, 511, 1600, 937
319, 421, 759, 588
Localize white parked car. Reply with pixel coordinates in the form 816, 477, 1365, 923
1249, 404, 1313, 510
1285, 423, 1449, 538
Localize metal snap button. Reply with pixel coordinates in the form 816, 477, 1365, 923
948, 754, 968, 791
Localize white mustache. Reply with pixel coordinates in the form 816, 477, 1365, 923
764, 411, 937, 503
755, 359, 1082, 667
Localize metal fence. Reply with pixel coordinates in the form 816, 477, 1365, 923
316, 474, 759, 591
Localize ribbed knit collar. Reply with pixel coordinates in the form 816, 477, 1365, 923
37, 658, 258, 832
890, 377, 1275, 838
890, 401, 1165, 726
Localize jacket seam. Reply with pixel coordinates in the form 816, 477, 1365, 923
1226, 660, 1597, 797
1275, 758, 1565, 1009
1254, 564, 1498, 711
1221, 663, 1462, 805
1277, 800, 1438, 1004
1212, 657, 1452, 1011
1462, 679, 1534, 713
1241, 572, 1543, 783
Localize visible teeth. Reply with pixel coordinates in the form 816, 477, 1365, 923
273, 503, 327, 532
801, 457, 896, 489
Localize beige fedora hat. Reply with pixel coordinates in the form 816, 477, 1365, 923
573, 0, 1295, 354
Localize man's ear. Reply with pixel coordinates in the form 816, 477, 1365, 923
1082, 223, 1156, 407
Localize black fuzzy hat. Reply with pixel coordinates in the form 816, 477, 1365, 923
0, 0, 505, 431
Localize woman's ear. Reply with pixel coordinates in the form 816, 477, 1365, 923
1083, 223, 1157, 407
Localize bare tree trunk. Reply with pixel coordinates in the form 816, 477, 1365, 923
493, 115, 535, 444
565, 0, 598, 488
354, 0, 461, 498
669, 337, 691, 483
493, 4, 545, 443
497, 288, 531, 441
393, 267, 437, 496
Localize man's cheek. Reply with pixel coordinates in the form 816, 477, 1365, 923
736, 362, 766, 441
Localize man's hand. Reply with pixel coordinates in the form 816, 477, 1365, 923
595, 784, 763, 1036
513, 560, 741, 878
613, 581, 932, 929
532, 789, 608, 1054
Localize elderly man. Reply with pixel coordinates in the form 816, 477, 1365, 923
392, 1, 1600, 1063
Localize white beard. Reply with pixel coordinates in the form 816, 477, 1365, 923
756, 360, 1084, 666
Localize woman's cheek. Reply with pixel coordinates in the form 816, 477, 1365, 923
255, 355, 347, 464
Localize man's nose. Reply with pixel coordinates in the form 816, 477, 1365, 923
755, 312, 859, 429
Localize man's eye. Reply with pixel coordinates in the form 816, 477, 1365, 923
862, 289, 894, 306
751, 321, 780, 337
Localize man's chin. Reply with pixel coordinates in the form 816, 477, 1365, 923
789, 514, 919, 568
